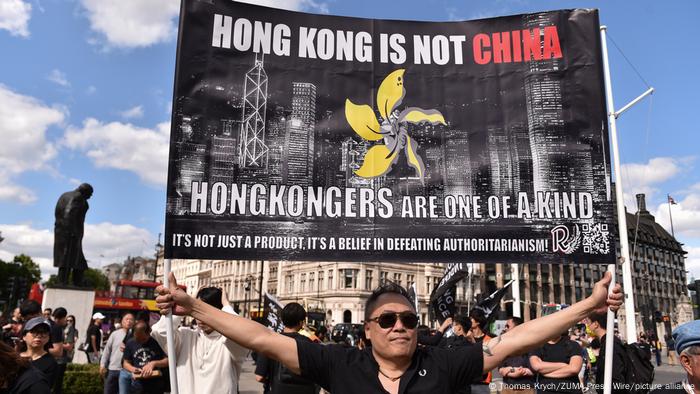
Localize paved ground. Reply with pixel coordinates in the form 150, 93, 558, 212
237, 356, 688, 393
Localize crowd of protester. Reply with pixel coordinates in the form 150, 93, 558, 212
3, 273, 699, 394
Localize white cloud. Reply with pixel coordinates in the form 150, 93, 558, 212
653, 193, 700, 239
684, 246, 700, 281
619, 157, 691, 210
47, 69, 70, 87
86, 85, 97, 95
120, 105, 144, 119
79, 0, 180, 49
0, 183, 36, 204
236, 0, 329, 13
0, 0, 31, 37
621, 157, 683, 188
0, 84, 65, 203
0, 223, 155, 280
63, 118, 170, 186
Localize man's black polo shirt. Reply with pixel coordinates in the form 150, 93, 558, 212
296, 337, 483, 394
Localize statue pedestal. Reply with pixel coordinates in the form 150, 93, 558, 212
43, 287, 95, 364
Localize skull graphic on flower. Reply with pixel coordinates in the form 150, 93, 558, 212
344, 69, 446, 184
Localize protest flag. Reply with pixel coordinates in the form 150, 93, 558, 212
263, 293, 285, 333
472, 280, 514, 324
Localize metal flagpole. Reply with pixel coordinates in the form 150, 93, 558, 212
667, 195, 675, 237
600, 25, 654, 394
163, 258, 179, 394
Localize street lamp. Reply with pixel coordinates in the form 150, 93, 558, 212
244, 275, 252, 318
317, 264, 321, 302
153, 233, 163, 283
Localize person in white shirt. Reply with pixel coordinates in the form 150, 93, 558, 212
151, 287, 249, 394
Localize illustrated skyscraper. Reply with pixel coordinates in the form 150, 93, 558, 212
283, 82, 316, 186
239, 54, 269, 168
209, 119, 239, 185
266, 106, 287, 185
523, 13, 568, 194
441, 128, 472, 198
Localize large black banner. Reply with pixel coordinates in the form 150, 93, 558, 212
165, 0, 615, 264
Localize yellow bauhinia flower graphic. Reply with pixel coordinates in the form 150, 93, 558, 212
345, 69, 446, 183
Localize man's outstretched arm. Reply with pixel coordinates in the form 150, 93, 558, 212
155, 273, 300, 374
481, 271, 623, 372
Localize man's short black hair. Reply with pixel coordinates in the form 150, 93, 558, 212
364, 282, 414, 321
281, 302, 306, 328
454, 314, 472, 331
133, 320, 151, 334
416, 324, 430, 337
52, 307, 67, 320
509, 316, 523, 326
589, 312, 607, 329
135, 310, 150, 324
468, 308, 487, 329
43, 308, 52, 313
196, 287, 223, 310
19, 300, 41, 319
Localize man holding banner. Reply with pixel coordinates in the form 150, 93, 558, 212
155, 272, 621, 394
161, 1, 633, 393
151, 286, 249, 394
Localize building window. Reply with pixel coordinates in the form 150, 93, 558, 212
342, 269, 358, 289
319, 271, 324, 291
309, 273, 315, 293
407, 274, 415, 287
300, 273, 306, 293
285, 275, 293, 293
328, 270, 333, 290
393, 273, 402, 287
366, 270, 374, 290
380, 271, 388, 285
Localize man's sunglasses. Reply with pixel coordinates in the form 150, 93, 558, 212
368, 311, 419, 329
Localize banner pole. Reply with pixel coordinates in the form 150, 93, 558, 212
600, 25, 637, 343
511, 263, 521, 318
163, 258, 179, 394
600, 25, 637, 394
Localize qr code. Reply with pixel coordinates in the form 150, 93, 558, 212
582, 223, 610, 254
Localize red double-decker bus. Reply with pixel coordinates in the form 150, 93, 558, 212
93, 280, 186, 321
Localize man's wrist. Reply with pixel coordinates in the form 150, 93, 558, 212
191, 298, 205, 319
580, 297, 598, 316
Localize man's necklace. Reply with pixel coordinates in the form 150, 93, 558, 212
378, 368, 403, 382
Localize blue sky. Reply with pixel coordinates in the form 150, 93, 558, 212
0, 0, 699, 280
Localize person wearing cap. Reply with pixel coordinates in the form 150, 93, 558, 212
85, 312, 105, 364
650, 320, 700, 394
155, 272, 622, 394
19, 317, 58, 388
0, 341, 51, 394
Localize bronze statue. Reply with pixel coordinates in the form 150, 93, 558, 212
53, 183, 93, 286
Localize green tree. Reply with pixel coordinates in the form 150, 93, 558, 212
46, 268, 109, 291
13, 254, 41, 283
84, 268, 109, 291
0, 255, 39, 313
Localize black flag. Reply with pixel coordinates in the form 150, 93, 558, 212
473, 280, 514, 323
430, 263, 470, 304
430, 286, 457, 324
407, 283, 418, 312
262, 293, 285, 333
